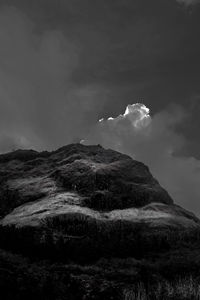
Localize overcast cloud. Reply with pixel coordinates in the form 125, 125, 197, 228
177, 0, 200, 5
0, 2, 200, 215
0, 6, 107, 152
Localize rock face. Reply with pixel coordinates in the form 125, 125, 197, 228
0, 144, 199, 260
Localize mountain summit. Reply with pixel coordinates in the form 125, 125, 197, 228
0, 143, 199, 261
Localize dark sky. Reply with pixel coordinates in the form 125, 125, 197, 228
0, 0, 200, 213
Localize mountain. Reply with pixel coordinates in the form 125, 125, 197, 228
0, 144, 200, 299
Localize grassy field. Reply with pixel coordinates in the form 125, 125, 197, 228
123, 277, 200, 300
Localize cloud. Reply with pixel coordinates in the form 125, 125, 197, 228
0, 6, 108, 152
176, 0, 200, 6
83, 103, 200, 216
0, 4, 200, 216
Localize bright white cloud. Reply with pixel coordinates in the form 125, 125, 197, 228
84, 103, 200, 216
124, 103, 151, 129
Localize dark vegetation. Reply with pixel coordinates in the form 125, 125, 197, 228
1, 221, 200, 263
1, 248, 200, 300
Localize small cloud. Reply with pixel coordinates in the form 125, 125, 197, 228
84, 103, 200, 216
123, 103, 151, 129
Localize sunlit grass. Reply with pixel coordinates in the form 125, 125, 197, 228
123, 276, 200, 300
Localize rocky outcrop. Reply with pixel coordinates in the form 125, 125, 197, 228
0, 144, 172, 214
0, 144, 199, 261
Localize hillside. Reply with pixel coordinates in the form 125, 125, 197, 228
0, 144, 200, 299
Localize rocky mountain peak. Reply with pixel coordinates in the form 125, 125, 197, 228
0, 144, 199, 261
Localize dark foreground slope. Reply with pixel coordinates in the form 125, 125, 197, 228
0, 144, 200, 299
